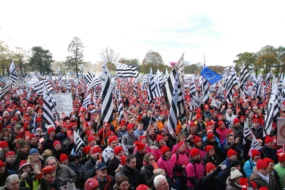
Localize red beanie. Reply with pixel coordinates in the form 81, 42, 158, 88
205, 145, 214, 153
136, 184, 149, 190
259, 187, 269, 190
233, 118, 240, 124
264, 136, 274, 144
206, 162, 216, 174
53, 140, 61, 148
47, 127, 55, 135
161, 145, 170, 155
0, 141, 8, 148
207, 133, 214, 140
0, 160, 5, 167
278, 153, 285, 163
196, 114, 201, 119
190, 148, 200, 158
256, 159, 267, 170
82, 145, 92, 155
251, 149, 260, 158
227, 149, 237, 158
135, 142, 146, 151
60, 154, 68, 163
177, 142, 185, 150
5, 151, 15, 158
263, 158, 274, 165
218, 121, 224, 127
139, 136, 146, 142
88, 135, 96, 143
108, 136, 118, 145
114, 146, 123, 155
91, 146, 102, 154
156, 135, 164, 142
194, 136, 202, 144
120, 120, 126, 127
127, 123, 134, 131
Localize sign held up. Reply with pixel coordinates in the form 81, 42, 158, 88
51, 93, 73, 116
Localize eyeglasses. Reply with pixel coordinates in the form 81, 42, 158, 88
149, 158, 155, 161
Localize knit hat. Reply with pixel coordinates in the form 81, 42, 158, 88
42, 166, 56, 174
256, 159, 267, 170
259, 187, 269, 190
108, 136, 118, 145
82, 145, 92, 155
278, 152, 285, 163
194, 136, 202, 144
206, 162, 216, 174
227, 149, 237, 158
136, 184, 149, 190
139, 136, 146, 142
196, 114, 202, 119
53, 140, 61, 148
190, 122, 196, 127
230, 158, 241, 167
207, 133, 214, 140
161, 145, 170, 154
264, 136, 274, 144
205, 145, 214, 153
29, 148, 39, 155
230, 168, 243, 179
263, 158, 274, 165
91, 146, 102, 154
190, 148, 200, 158
177, 142, 185, 150
0, 141, 8, 148
135, 142, 146, 151
233, 118, 240, 124
218, 121, 224, 127
127, 123, 134, 131
87, 135, 96, 143
47, 127, 55, 135
60, 154, 68, 163
114, 146, 123, 155
251, 149, 260, 158
0, 160, 5, 167
120, 120, 126, 127
5, 151, 15, 158
19, 160, 30, 170
84, 178, 99, 190
156, 135, 164, 142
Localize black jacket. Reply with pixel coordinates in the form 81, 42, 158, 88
203, 154, 220, 167
139, 165, 155, 187
107, 156, 120, 177
197, 167, 223, 190
94, 175, 115, 190
84, 157, 97, 179
260, 145, 278, 164
120, 165, 139, 189
135, 152, 144, 171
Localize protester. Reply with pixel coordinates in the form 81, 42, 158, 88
94, 163, 115, 190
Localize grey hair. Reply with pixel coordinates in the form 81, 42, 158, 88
154, 175, 166, 189
45, 156, 60, 167
6, 174, 19, 186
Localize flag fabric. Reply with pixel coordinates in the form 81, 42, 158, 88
82, 94, 91, 109
239, 66, 250, 88
202, 77, 209, 103
243, 121, 251, 145
9, 61, 18, 84
42, 86, 56, 127
249, 134, 262, 155
225, 67, 239, 103
175, 53, 185, 95
200, 66, 223, 85
189, 79, 196, 98
0, 85, 11, 99
116, 63, 139, 78
265, 71, 273, 86
73, 131, 86, 156
87, 77, 101, 92
32, 80, 53, 95
118, 91, 124, 122
167, 71, 179, 135
147, 68, 157, 102
84, 72, 94, 84
100, 64, 114, 128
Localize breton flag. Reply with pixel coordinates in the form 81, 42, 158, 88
263, 80, 279, 136
87, 77, 101, 92
100, 64, 114, 129
9, 60, 18, 84
116, 63, 138, 78
243, 121, 251, 145
84, 72, 94, 84
147, 68, 156, 102
167, 71, 179, 135
73, 131, 86, 156
225, 67, 239, 103
265, 71, 273, 86
82, 94, 91, 109
0, 85, 11, 100
42, 85, 56, 127
118, 91, 124, 122
249, 134, 262, 156
239, 65, 250, 89
32, 80, 53, 95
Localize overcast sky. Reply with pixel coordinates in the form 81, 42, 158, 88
1, 0, 285, 66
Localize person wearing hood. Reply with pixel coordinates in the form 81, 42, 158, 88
243, 149, 260, 178
185, 148, 205, 189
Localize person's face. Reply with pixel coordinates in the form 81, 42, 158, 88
157, 178, 169, 190
30, 137, 38, 145
147, 111, 152, 117
54, 144, 61, 151
253, 155, 260, 162
119, 180, 130, 190
234, 177, 241, 184
0, 166, 5, 174
20, 146, 29, 154
234, 164, 241, 171
127, 158, 136, 169
259, 168, 269, 176
110, 141, 118, 149
48, 159, 58, 169
44, 171, 56, 183
179, 144, 186, 152
196, 141, 202, 147
128, 129, 134, 135
96, 169, 107, 177
193, 154, 201, 161
141, 138, 147, 144
266, 142, 274, 149
165, 151, 171, 159
159, 140, 165, 146
6, 178, 20, 190
22, 165, 31, 174
148, 155, 155, 165
180, 136, 186, 142
190, 126, 197, 133
268, 162, 274, 172
209, 149, 215, 156
6, 155, 16, 164
228, 136, 234, 144
137, 124, 143, 130
229, 155, 237, 160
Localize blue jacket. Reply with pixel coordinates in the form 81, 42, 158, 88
243, 159, 256, 178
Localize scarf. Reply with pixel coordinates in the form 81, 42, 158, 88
258, 172, 269, 184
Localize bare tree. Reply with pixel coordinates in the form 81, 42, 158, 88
100, 47, 119, 64
142, 50, 164, 65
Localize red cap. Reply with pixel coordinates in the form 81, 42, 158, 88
156, 135, 164, 142
161, 145, 170, 154
136, 184, 149, 190
135, 142, 146, 151
0, 160, 5, 167
233, 118, 240, 124
207, 133, 214, 140
206, 162, 216, 174
190, 148, 200, 158
190, 122, 196, 127
263, 158, 274, 165
0, 141, 8, 148
108, 136, 118, 145
205, 145, 214, 153
127, 123, 134, 131
88, 135, 96, 143
256, 159, 267, 170
84, 178, 99, 190
139, 136, 146, 142
196, 114, 201, 119
82, 145, 92, 155
91, 146, 102, 154
120, 120, 126, 127
265, 136, 274, 144
53, 140, 61, 148
218, 121, 224, 127
19, 160, 30, 170
278, 152, 285, 163
42, 166, 56, 174
5, 151, 15, 158
194, 136, 202, 144
114, 146, 123, 155
259, 187, 269, 190
47, 127, 55, 135
227, 149, 237, 158
251, 149, 260, 158
60, 154, 68, 163
177, 141, 185, 150
252, 118, 259, 123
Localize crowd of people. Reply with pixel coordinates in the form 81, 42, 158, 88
0, 75, 282, 190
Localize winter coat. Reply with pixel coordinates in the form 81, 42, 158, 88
119, 165, 140, 189
37, 178, 61, 190
198, 166, 223, 190
0, 169, 15, 186
203, 154, 220, 167
260, 145, 278, 164
249, 172, 280, 190
157, 156, 174, 178
170, 151, 189, 177
122, 133, 138, 152
57, 164, 76, 182
252, 126, 263, 139
243, 159, 256, 178
107, 156, 120, 177
139, 165, 155, 187
150, 145, 162, 161
216, 127, 228, 146
94, 175, 115, 190
171, 143, 190, 155
134, 151, 144, 171
225, 178, 242, 190
84, 157, 97, 179
185, 161, 205, 188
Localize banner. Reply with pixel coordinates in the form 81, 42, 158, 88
16, 89, 23, 95
211, 99, 222, 108
51, 93, 73, 116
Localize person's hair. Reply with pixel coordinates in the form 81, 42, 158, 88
227, 134, 234, 140
6, 174, 19, 186
177, 133, 186, 142
115, 175, 129, 186
154, 175, 166, 189
45, 156, 60, 167
126, 154, 135, 163
143, 153, 154, 163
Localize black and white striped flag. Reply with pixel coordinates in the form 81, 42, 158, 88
43, 85, 55, 127
100, 64, 114, 128
167, 71, 179, 135
249, 134, 262, 155
84, 72, 94, 84
87, 77, 101, 92
243, 121, 251, 145
190, 79, 196, 97
118, 91, 124, 122
265, 71, 273, 86
116, 63, 138, 78
9, 61, 18, 84
225, 67, 238, 103
73, 131, 86, 156
202, 77, 209, 103
239, 66, 250, 89
32, 80, 53, 95
147, 68, 156, 102
82, 94, 91, 109
0, 85, 11, 99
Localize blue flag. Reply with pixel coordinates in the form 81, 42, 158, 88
200, 67, 223, 85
